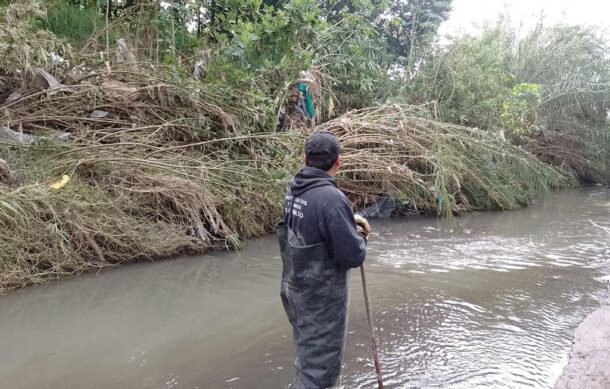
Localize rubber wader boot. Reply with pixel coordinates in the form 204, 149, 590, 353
277, 222, 350, 389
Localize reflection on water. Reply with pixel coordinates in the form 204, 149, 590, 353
0, 188, 609, 389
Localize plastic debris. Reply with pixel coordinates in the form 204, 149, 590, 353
90, 110, 110, 118
49, 175, 70, 190
0, 125, 70, 144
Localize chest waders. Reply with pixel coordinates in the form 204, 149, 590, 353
277, 222, 350, 389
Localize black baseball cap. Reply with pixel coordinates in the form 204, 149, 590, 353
305, 131, 342, 169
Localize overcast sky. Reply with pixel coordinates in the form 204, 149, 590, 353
439, 0, 610, 37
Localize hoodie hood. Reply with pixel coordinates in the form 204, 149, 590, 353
290, 166, 337, 197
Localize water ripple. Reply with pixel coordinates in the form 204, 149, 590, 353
338, 188, 610, 389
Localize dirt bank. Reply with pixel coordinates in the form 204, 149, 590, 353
555, 305, 610, 389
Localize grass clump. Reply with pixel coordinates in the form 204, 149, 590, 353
0, 180, 201, 293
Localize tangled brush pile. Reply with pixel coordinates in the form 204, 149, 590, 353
320, 105, 565, 217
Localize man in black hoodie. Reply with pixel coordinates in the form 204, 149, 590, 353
277, 131, 369, 388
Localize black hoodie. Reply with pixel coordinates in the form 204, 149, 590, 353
283, 166, 366, 269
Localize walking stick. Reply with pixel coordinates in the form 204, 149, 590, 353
360, 264, 384, 389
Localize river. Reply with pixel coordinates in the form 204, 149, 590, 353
0, 188, 609, 389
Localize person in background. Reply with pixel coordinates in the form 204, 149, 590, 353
277, 71, 317, 131
294, 71, 316, 126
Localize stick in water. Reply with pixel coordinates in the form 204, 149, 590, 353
360, 264, 384, 389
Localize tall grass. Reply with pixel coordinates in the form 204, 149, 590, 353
411, 21, 610, 183
41, 1, 103, 49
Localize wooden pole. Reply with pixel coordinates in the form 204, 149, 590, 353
360, 264, 384, 389
105, 0, 111, 74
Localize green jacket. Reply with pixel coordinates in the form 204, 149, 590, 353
296, 82, 315, 119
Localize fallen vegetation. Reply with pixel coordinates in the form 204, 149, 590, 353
321, 105, 564, 217
0, 1, 608, 293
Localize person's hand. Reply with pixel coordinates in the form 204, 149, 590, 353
354, 215, 371, 239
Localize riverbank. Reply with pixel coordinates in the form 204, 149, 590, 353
2, 2, 609, 294
555, 219, 610, 389
0, 92, 566, 294
555, 305, 610, 389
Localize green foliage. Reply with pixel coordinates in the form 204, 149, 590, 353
501, 83, 541, 134
42, 0, 104, 49
414, 24, 515, 129
6, 0, 454, 118
319, 0, 452, 67
319, 0, 389, 21
516, 24, 610, 128
515, 24, 610, 182
211, 0, 323, 69
312, 14, 390, 111
381, 0, 452, 61
412, 19, 610, 183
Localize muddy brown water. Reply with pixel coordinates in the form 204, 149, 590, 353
1, 188, 609, 389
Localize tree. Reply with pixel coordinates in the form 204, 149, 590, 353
381, 0, 452, 61
318, 0, 388, 21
